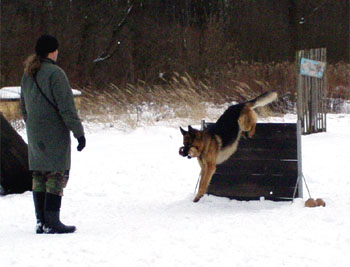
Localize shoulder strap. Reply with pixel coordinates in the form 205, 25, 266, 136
33, 75, 59, 112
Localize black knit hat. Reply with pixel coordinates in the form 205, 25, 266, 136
35, 34, 59, 57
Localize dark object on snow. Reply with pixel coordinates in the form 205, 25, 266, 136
33, 191, 45, 233
0, 112, 32, 194
202, 121, 303, 201
44, 193, 76, 234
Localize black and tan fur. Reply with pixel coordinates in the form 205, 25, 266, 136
179, 91, 278, 202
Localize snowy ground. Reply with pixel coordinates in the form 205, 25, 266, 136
1, 113, 349, 267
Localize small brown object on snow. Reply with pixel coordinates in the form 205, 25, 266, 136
305, 198, 317, 207
305, 198, 326, 207
316, 198, 326, 207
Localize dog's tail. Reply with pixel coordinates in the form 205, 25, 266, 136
246, 91, 278, 109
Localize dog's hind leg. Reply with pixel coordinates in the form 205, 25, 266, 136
193, 162, 216, 202
248, 120, 256, 138
239, 107, 257, 138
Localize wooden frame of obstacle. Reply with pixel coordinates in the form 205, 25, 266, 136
202, 120, 303, 201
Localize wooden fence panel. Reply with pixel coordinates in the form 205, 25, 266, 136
202, 122, 302, 201
297, 48, 327, 134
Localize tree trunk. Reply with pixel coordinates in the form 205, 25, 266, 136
0, 113, 32, 195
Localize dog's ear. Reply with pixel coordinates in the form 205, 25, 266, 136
180, 127, 187, 136
188, 125, 199, 137
188, 125, 194, 136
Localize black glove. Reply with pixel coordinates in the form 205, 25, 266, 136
77, 136, 86, 151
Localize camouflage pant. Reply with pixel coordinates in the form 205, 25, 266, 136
32, 170, 69, 196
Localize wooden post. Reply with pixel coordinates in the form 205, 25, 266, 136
0, 112, 32, 194
297, 120, 303, 198
297, 48, 327, 134
297, 51, 303, 132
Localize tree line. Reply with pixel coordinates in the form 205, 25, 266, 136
1, 0, 349, 89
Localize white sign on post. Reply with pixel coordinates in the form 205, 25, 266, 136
300, 58, 326, 79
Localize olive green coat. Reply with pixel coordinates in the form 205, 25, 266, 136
20, 59, 84, 171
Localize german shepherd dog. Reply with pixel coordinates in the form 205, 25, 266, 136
179, 91, 277, 202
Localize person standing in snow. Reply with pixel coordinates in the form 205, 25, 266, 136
20, 34, 86, 234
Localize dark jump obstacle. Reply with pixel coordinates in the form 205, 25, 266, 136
202, 121, 303, 201
201, 48, 328, 201
0, 113, 32, 195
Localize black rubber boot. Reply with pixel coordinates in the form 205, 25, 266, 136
44, 193, 76, 234
33, 192, 45, 234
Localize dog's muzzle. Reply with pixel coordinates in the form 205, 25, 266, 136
179, 146, 192, 159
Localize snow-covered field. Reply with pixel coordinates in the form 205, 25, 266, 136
1, 113, 349, 267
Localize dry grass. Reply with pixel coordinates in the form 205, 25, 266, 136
6, 62, 348, 129
327, 62, 350, 100
79, 73, 285, 128
79, 62, 349, 127
0, 101, 22, 121
79, 73, 222, 127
